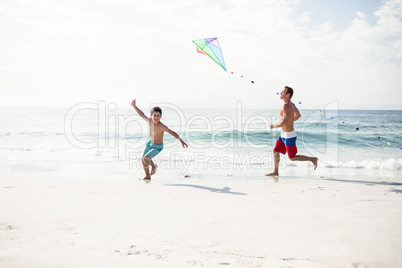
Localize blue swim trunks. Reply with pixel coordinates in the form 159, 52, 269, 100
143, 140, 164, 160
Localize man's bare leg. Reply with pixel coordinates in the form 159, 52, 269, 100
142, 156, 152, 180
289, 155, 318, 170
265, 151, 280, 176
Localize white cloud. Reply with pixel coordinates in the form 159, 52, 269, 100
318, 22, 335, 32
375, 0, 402, 34
356, 11, 366, 18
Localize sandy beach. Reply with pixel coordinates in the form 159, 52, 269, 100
1, 171, 401, 268
2, 0, 402, 266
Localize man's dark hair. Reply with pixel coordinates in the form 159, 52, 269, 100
285, 86, 293, 99
151, 106, 162, 115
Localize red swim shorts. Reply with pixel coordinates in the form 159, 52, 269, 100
273, 131, 298, 159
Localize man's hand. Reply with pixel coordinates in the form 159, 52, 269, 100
270, 124, 276, 129
131, 99, 136, 108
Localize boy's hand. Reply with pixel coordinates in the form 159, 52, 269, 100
181, 140, 188, 148
131, 99, 137, 107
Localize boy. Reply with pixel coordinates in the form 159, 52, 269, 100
131, 100, 188, 181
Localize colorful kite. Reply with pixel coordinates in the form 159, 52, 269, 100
192, 37, 226, 71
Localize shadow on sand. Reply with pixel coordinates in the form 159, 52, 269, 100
164, 184, 247, 195
323, 178, 402, 186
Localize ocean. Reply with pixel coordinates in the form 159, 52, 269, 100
1, 104, 401, 183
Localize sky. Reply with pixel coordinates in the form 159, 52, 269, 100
0, 0, 401, 110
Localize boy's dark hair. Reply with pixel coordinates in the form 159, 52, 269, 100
151, 106, 162, 115
285, 86, 293, 99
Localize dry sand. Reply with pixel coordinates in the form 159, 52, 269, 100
1, 173, 402, 267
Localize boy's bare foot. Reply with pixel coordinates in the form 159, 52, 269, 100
151, 164, 158, 175
312, 158, 318, 170
265, 172, 279, 176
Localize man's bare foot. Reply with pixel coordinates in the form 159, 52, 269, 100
151, 164, 158, 175
265, 172, 279, 176
312, 158, 318, 170
140, 177, 151, 181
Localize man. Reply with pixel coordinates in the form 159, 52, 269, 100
266, 86, 318, 176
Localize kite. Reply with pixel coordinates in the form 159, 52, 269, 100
193, 37, 226, 71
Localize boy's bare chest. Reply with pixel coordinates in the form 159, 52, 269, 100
149, 124, 164, 135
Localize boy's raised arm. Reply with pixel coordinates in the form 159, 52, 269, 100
131, 100, 149, 122
165, 127, 188, 148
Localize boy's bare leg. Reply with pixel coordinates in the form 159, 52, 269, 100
142, 156, 152, 180
265, 151, 280, 176
150, 160, 158, 175
289, 155, 318, 170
